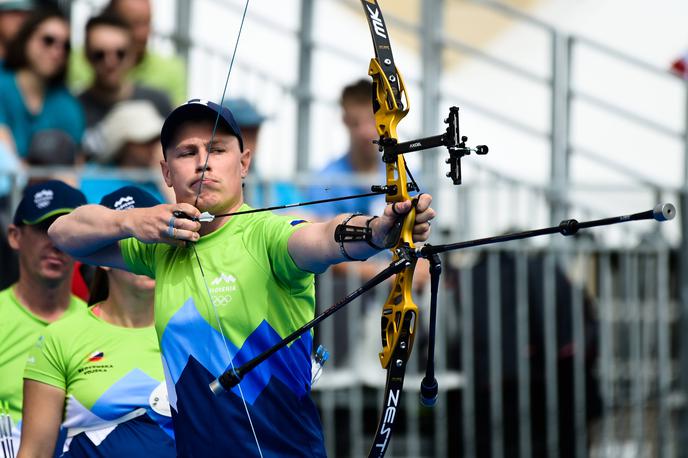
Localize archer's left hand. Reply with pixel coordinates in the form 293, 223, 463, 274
372, 194, 436, 246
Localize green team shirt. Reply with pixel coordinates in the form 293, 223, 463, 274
0, 286, 84, 429
24, 307, 175, 455
120, 205, 327, 457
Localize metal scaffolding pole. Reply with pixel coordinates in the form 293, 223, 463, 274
421, 0, 443, 182
678, 82, 688, 458
296, 0, 315, 173
174, 0, 193, 65
549, 32, 571, 225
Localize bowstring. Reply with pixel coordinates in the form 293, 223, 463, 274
190, 1, 264, 456
194, 0, 250, 208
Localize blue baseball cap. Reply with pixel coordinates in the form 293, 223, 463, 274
13, 180, 87, 226
223, 98, 266, 128
99, 186, 161, 210
160, 99, 244, 152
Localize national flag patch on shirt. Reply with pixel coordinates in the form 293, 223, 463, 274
87, 351, 104, 362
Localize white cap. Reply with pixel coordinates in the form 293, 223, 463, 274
84, 100, 164, 163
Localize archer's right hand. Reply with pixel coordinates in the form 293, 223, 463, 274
125, 204, 202, 246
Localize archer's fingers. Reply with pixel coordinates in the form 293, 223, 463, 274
161, 210, 200, 243
174, 203, 202, 220
173, 217, 202, 233
384, 200, 413, 219
160, 229, 199, 248
414, 207, 436, 225
413, 222, 432, 235
173, 229, 201, 242
414, 193, 433, 213
412, 223, 432, 242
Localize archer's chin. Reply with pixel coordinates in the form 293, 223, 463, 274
194, 195, 223, 213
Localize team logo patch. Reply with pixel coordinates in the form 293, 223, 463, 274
209, 272, 237, 306
87, 351, 104, 362
211, 273, 236, 285
34, 189, 54, 209
113, 196, 136, 211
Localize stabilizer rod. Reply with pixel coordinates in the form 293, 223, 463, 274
418, 203, 676, 258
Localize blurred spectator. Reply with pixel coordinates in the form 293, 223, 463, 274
81, 99, 171, 203
0, 140, 23, 209
0, 141, 21, 291
69, 0, 187, 105
0, 179, 87, 454
308, 79, 385, 218
227, 97, 264, 155
78, 14, 171, 130
0, 0, 36, 64
25, 129, 77, 166
224, 97, 302, 209
23, 129, 85, 193
0, 8, 85, 160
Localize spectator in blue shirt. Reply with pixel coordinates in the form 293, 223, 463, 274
308, 79, 385, 218
0, 8, 85, 160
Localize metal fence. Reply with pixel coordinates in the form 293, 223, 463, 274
308, 238, 675, 458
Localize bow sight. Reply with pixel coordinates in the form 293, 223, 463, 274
378, 105, 488, 186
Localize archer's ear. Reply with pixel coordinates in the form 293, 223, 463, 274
240, 148, 252, 178
160, 159, 172, 188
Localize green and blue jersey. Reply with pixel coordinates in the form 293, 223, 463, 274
24, 307, 175, 457
0, 286, 84, 452
121, 205, 326, 457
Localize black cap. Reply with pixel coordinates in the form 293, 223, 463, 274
160, 99, 244, 152
99, 186, 161, 210
13, 180, 87, 226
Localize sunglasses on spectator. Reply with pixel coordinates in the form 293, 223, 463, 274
40, 34, 70, 52
88, 48, 128, 63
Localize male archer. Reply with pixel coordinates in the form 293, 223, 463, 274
49, 99, 435, 457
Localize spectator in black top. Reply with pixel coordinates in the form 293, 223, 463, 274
78, 14, 170, 132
